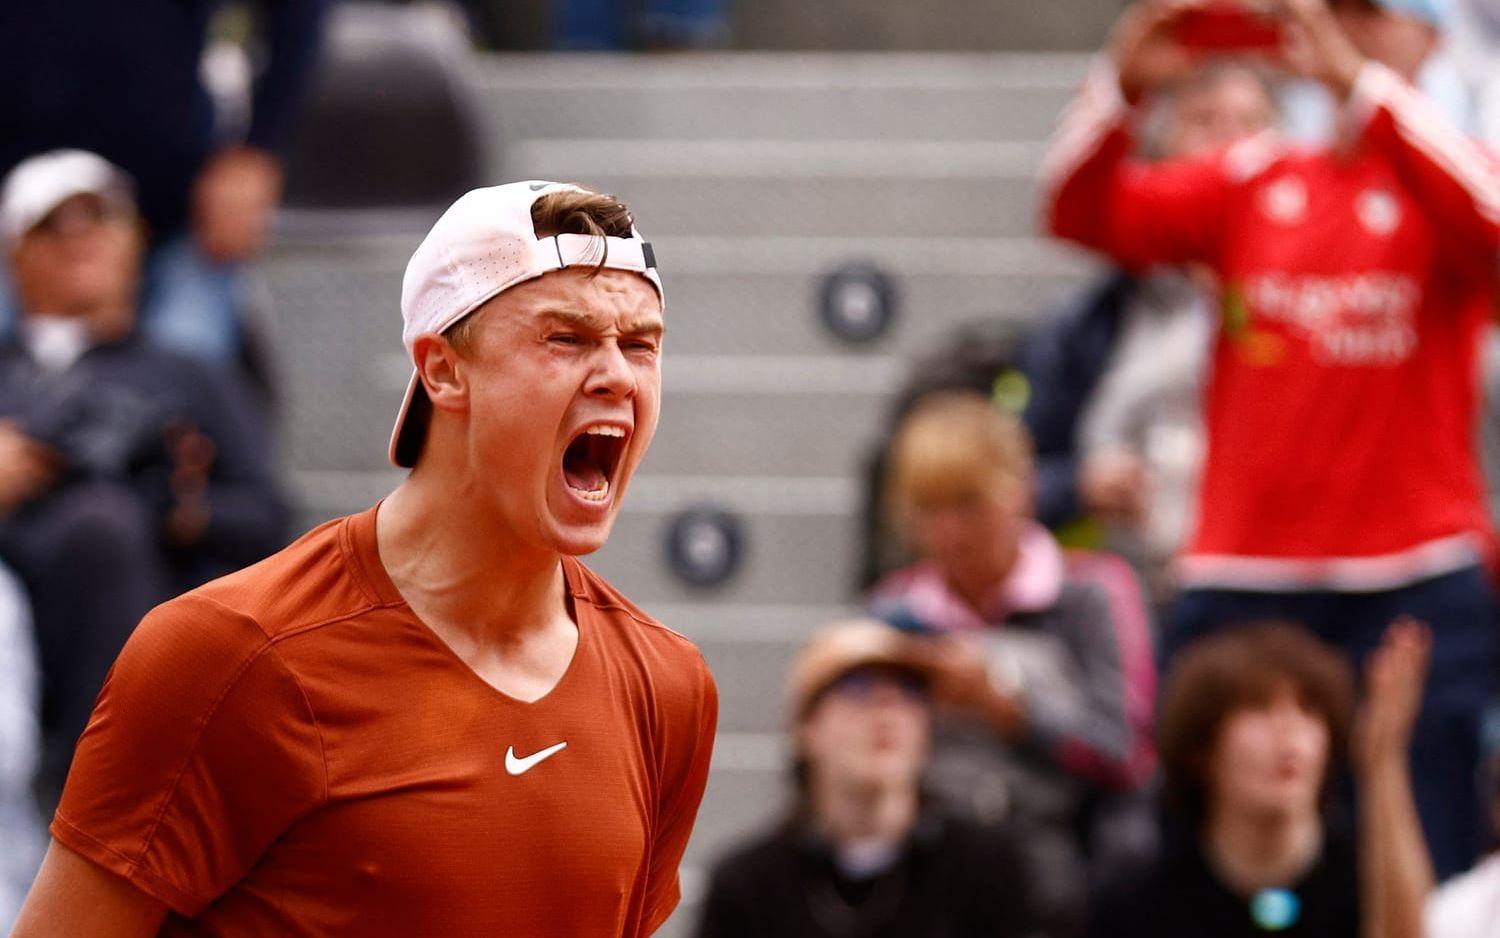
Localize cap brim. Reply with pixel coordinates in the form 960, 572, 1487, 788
388, 370, 432, 468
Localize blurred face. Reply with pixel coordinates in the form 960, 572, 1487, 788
1331, 6, 1438, 82
908, 476, 1030, 596
437, 268, 663, 556
9, 193, 142, 322
1206, 688, 1330, 824
1163, 70, 1278, 160
800, 666, 931, 793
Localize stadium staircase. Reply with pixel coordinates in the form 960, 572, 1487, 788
263, 52, 1097, 934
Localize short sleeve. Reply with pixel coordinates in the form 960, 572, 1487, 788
639, 650, 718, 936
51, 594, 327, 916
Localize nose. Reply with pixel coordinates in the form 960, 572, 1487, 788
585, 340, 637, 400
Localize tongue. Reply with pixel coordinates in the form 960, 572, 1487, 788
563, 438, 608, 492
564, 462, 606, 493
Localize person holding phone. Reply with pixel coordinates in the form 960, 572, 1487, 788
1042, 0, 1500, 878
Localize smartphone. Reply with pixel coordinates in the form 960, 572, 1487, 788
1173, 2, 1285, 52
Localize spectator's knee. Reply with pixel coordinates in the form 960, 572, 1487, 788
44, 483, 157, 567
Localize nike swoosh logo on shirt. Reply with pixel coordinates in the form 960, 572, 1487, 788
505, 741, 568, 776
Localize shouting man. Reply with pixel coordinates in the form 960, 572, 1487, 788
13, 181, 719, 936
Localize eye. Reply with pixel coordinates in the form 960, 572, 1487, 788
548, 333, 583, 346
624, 338, 659, 353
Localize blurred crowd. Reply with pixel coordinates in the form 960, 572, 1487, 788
704, 0, 1500, 936
0, 0, 321, 923
2, 0, 1500, 936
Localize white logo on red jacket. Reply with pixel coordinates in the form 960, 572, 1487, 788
1259, 177, 1308, 225
1246, 272, 1420, 365
1356, 189, 1401, 236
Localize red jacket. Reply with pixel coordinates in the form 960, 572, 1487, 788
1043, 61, 1500, 591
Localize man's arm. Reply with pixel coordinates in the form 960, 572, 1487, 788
1281, 0, 1499, 266
639, 654, 719, 936
10, 841, 168, 938
171, 363, 290, 564
1041, 3, 1239, 269
1347, 64, 1500, 262
194, 0, 329, 262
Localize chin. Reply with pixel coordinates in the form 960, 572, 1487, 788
543, 517, 618, 557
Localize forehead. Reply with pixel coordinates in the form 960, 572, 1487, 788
500, 267, 662, 328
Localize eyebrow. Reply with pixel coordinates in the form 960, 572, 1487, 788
537, 309, 665, 337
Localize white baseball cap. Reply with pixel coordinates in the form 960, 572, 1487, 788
389, 180, 665, 468
0, 149, 134, 244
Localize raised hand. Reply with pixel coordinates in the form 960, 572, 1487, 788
1354, 616, 1431, 775
1273, 0, 1367, 98
1110, 0, 1203, 104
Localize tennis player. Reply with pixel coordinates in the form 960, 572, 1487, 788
12, 181, 719, 936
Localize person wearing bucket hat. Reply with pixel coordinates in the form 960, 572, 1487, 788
698, 619, 1039, 938
13, 182, 717, 938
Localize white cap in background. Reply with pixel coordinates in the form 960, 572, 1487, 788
0, 150, 134, 244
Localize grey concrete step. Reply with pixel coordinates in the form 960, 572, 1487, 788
290, 473, 864, 607
262, 236, 1099, 472
526, 173, 1042, 238
476, 53, 1087, 144
262, 235, 1095, 358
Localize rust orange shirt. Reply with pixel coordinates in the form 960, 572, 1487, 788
52, 504, 718, 936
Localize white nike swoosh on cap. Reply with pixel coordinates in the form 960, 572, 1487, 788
505, 741, 568, 776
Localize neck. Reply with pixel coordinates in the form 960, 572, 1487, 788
809, 774, 919, 849
1202, 804, 1324, 896
947, 539, 1019, 614
377, 473, 568, 647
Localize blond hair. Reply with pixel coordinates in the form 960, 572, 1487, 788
885, 391, 1033, 524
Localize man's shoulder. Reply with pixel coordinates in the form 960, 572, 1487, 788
568, 558, 704, 663
159, 512, 385, 647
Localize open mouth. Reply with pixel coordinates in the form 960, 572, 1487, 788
562, 424, 628, 503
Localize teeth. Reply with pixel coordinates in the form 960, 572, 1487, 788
585, 425, 625, 438
575, 479, 610, 502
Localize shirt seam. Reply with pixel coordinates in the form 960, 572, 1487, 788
584, 598, 698, 647
50, 813, 202, 913
131, 639, 277, 880
261, 640, 331, 807
127, 593, 397, 870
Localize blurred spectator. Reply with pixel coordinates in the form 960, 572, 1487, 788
1092, 619, 1433, 938
557, 0, 731, 49
0, 0, 329, 363
1283, 0, 1474, 139
697, 619, 1040, 938
1024, 60, 1278, 600
857, 319, 1030, 588
867, 392, 1156, 928
1426, 751, 1500, 936
1044, 0, 1500, 876
1449, 0, 1500, 146
0, 563, 43, 934
0, 150, 290, 802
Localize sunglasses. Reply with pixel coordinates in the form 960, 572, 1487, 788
827, 665, 929, 702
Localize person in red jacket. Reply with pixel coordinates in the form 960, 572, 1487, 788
1043, 0, 1500, 878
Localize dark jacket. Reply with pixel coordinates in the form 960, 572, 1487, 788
0, 335, 290, 578
1089, 829, 1360, 938
698, 810, 1038, 938
1021, 272, 1139, 529
0, 0, 328, 240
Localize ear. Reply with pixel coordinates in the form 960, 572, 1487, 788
412, 333, 468, 415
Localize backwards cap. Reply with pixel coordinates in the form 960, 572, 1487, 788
389, 180, 663, 467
